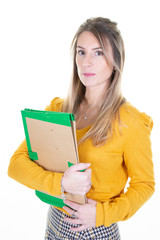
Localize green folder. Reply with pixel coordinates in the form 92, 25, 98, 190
21, 109, 86, 207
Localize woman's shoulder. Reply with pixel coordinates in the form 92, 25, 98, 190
45, 97, 64, 112
119, 102, 153, 130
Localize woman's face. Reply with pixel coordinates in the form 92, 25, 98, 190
76, 31, 114, 90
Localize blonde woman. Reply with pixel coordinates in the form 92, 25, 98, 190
8, 17, 155, 239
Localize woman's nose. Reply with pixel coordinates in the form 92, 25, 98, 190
82, 54, 93, 67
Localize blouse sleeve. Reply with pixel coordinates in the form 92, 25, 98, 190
96, 113, 155, 227
8, 140, 63, 196
8, 97, 64, 196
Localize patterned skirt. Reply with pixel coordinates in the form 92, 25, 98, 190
44, 206, 121, 240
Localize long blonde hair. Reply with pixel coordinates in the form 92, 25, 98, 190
62, 17, 126, 146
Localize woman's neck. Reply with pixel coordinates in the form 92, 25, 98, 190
84, 88, 105, 107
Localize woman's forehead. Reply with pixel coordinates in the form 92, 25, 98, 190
77, 31, 113, 56
77, 31, 100, 48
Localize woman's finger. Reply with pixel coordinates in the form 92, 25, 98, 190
69, 163, 91, 173
64, 217, 81, 225
84, 168, 92, 175
64, 199, 80, 211
63, 206, 76, 215
70, 225, 87, 232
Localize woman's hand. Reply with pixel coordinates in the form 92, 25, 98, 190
62, 163, 92, 195
63, 198, 97, 232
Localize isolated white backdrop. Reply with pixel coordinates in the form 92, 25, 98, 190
0, 0, 160, 239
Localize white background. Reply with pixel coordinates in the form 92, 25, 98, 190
0, 0, 160, 239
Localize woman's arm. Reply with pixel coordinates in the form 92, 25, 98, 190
8, 98, 65, 195
96, 114, 155, 227
8, 140, 63, 196
63, 114, 155, 230
8, 140, 92, 198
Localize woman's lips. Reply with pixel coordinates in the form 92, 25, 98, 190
83, 73, 96, 77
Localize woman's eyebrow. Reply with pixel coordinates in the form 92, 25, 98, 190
76, 46, 85, 49
92, 47, 103, 50
76, 46, 102, 50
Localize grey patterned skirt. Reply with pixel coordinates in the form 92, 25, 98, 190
44, 206, 120, 239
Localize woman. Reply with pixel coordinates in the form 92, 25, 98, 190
8, 17, 155, 239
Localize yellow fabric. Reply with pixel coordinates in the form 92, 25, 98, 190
8, 97, 155, 227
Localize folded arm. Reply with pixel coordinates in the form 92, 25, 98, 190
8, 140, 63, 196
96, 116, 155, 227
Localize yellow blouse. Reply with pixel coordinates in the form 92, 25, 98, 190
8, 97, 155, 227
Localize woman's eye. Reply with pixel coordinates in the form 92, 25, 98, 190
95, 51, 104, 56
77, 50, 85, 56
